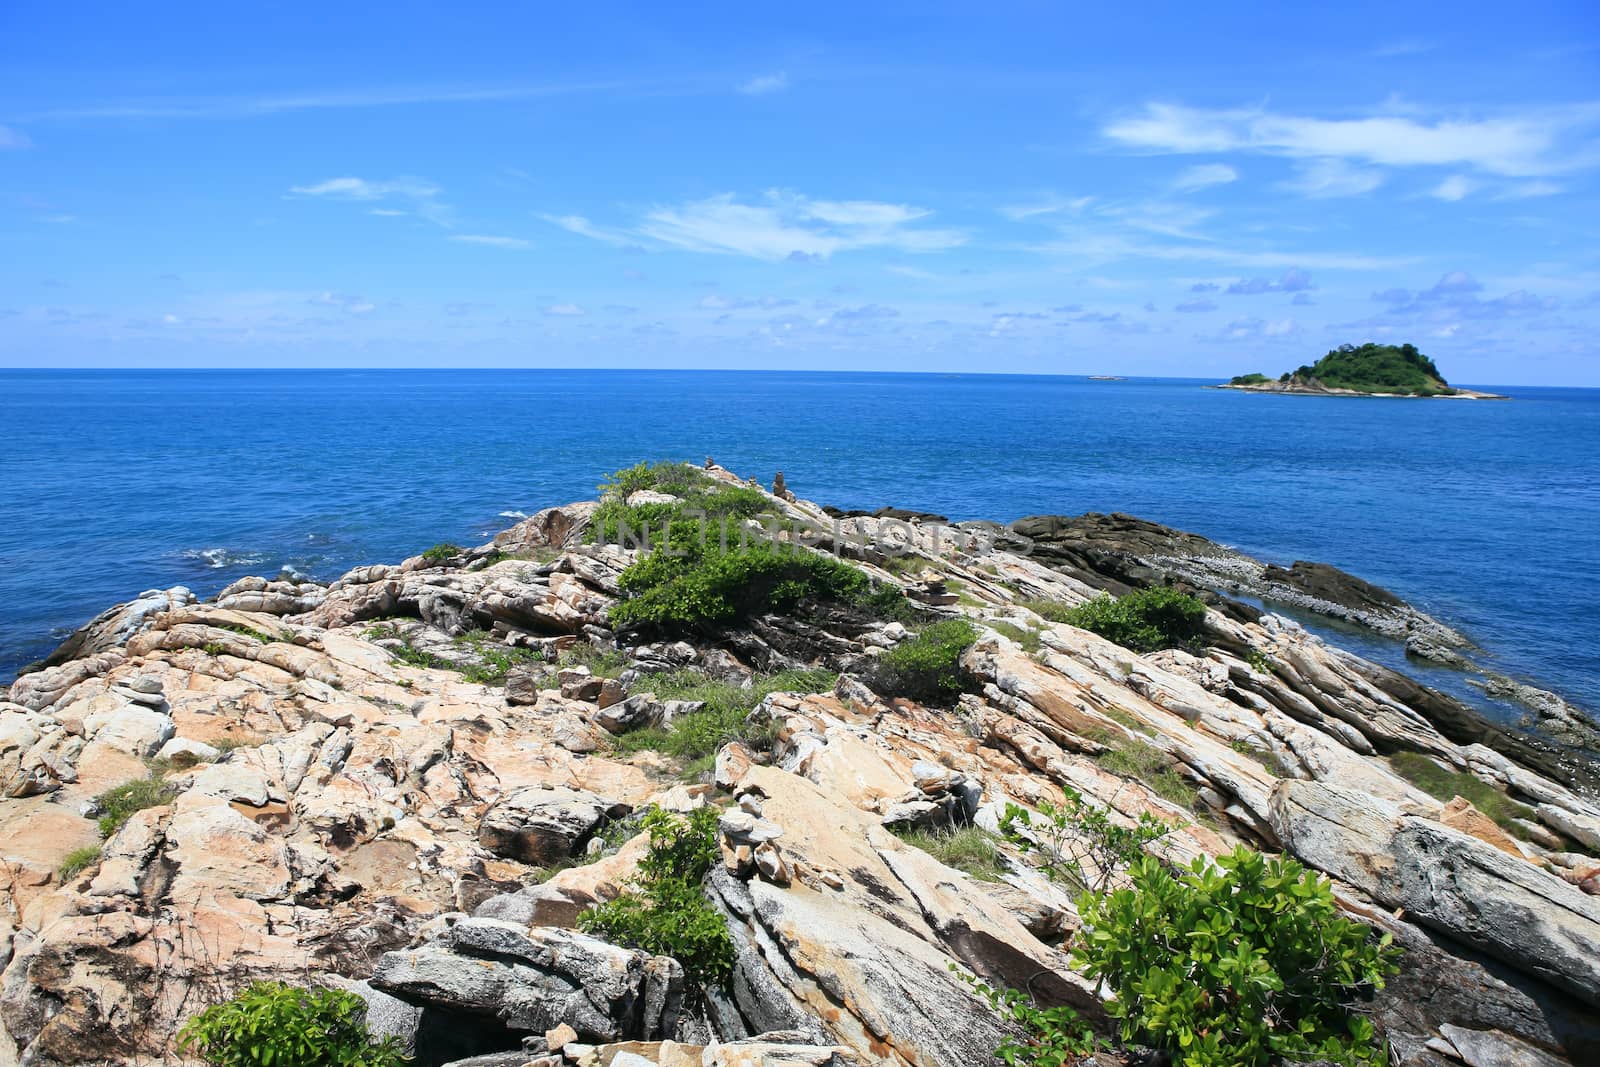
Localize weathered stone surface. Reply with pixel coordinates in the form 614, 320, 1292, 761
1271, 780, 1600, 1007
478, 786, 628, 867
372, 921, 683, 1043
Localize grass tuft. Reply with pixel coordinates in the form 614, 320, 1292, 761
893, 826, 1007, 882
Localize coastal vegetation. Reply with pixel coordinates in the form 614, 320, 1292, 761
177, 982, 406, 1067
1073, 848, 1401, 1067
594, 462, 913, 630
1058, 586, 1209, 654
610, 667, 836, 771
96, 776, 176, 838
577, 805, 735, 984
865, 618, 979, 703
1389, 751, 1537, 833
892, 825, 1007, 882
1232, 342, 1460, 396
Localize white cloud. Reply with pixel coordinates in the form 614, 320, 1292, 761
290, 176, 439, 200
1172, 163, 1238, 191
738, 73, 789, 96
0, 125, 31, 150
449, 234, 530, 249
1105, 101, 1599, 177
572, 190, 966, 261
998, 194, 1094, 221
1026, 233, 1410, 271
1430, 175, 1476, 201
1281, 159, 1385, 198
544, 303, 585, 316
1202, 317, 1298, 342
538, 213, 635, 246
290, 175, 450, 224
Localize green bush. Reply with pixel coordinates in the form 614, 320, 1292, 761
1073, 846, 1400, 1067
577, 806, 734, 984
591, 461, 910, 631
611, 536, 883, 630
611, 668, 836, 762
1060, 587, 1208, 654
1229, 372, 1271, 385
177, 981, 405, 1067
97, 777, 177, 838
419, 542, 463, 564
58, 845, 102, 880
1000, 787, 1173, 893
868, 619, 978, 703
962, 971, 1099, 1066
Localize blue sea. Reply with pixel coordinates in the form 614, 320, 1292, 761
3, 370, 1597, 722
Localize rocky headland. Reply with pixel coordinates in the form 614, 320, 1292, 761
2, 463, 1598, 1067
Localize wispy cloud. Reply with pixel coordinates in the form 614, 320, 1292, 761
1105, 101, 1600, 177
0, 125, 30, 149
1280, 159, 1385, 198
1200, 317, 1299, 342
449, 234, 530, 249
1430, 175, 1476, 201
1172, 163, 1238, 191
738, 73, 789, 96
1227, 268, 1315, 294
538, 213, 636, 246
290, 176, 451, 225
998, 194, 1094, 221
543, 303, 585, 316
19, 79, 638, 122
559, 190, 965, 261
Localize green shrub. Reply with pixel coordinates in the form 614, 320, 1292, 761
962, 970, 1100, 1066
1389, 751, 1535, 832
1060, 587, 1208, 654
868, 619, 978, 703
611, 537, 883, 629
1073, 846, 1400, 1067
222, 623, 278, 643
577, 806, 734, 984
1000, 787, 1173, 893
419, 542, 462, 564
592, 461, 911, 631
559, 643, 628, 678
453, 629, 546, 685
58, 845, 102, 880
1229, 372, 1271, 385
97, 777, 177, 838
177, 981, 406, 1067
894, 826, 1007, 882
611, 668, 836, 762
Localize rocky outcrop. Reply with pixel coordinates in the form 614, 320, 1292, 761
1, 465, 1597, 1066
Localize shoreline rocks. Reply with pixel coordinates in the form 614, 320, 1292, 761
0, 463, 1597, 1066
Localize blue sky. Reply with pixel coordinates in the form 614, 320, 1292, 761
3, 3, 1598, 384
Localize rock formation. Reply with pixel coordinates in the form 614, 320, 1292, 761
1, 464, 1597, 1067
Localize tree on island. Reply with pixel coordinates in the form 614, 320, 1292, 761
1230, 342, 1456, 396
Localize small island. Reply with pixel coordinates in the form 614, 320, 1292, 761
1222, 342, 1508, 399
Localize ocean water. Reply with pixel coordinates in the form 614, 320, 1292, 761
2, 370, 1597, 721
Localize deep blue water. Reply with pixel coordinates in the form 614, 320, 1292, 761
2, 370, 1596, 721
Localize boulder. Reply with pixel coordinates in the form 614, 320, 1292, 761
478, 787, 628, 867
1270, 780, 1600, 1007
371, 921, 683, 1043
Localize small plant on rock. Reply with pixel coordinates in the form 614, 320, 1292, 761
419, 542, 462, 564
1072, 846, 1401, 1067
58, 845, 102, 880
1000, 787, 1173, 892
867, 618, 978, 703
177, 981, 406, 1067
96, 776, 177, 838
960, 970, 1100, 1066
577, 806, 735, 984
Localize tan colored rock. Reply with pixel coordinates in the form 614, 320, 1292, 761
1440, 795, 1525, 857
